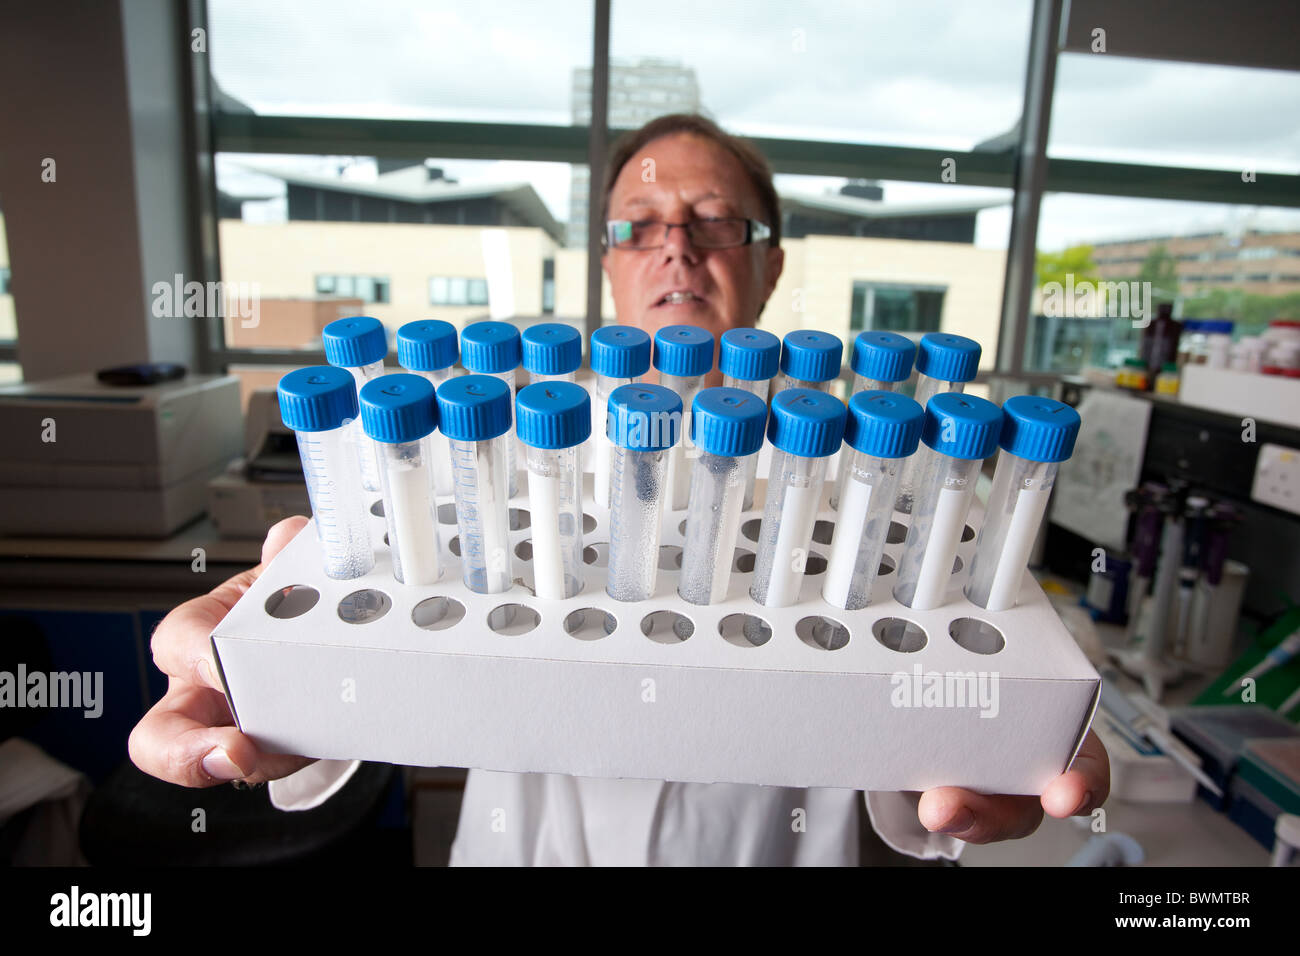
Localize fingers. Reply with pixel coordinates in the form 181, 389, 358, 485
129, 679, 314, 787
918, 787, 1044, 844
262, 514, 310, 565
1041, 729, 1111, 818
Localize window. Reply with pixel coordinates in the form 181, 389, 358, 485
542, 259, 555, 315
429, 276, 489, 307
314, 273, 390, 304
850, 282, 946, 335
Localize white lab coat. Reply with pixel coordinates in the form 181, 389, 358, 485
269, 761, 964, 865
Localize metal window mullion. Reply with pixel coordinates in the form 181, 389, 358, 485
584, 0, 611, 340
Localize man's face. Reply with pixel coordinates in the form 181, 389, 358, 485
602, 132, 784, 365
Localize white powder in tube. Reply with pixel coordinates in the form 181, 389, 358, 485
388, 466, 439, 585
910, 485, 969, 609
593, 403, 612, 510
528, 468, 564, 599
764, 481, 819, 606
707, 478, 745, 602
983, 486, 1050, 610
823, 475, 873, 607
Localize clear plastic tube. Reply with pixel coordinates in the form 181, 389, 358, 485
894, 373, 965, 514
607, 445, 669, 602
526, 444, 584, 599
750, 449, 827, 607
345, 360, 386, 492
660, 372, 704, 510
822, 451, 903, 609
414, 367, 456, 496
678, 451, 749, 605
965, 454, 1058, 610
485, 368, 520, 498
831, 379, 897, 510
893, 446, 979, 609
778, 375, 834, 395
377, 438, 441, 585
528, 371, 576, 385
448, 435, 513, 593
593, 372, 634, 510
295, 425, 374, 579
851, 374, 898, 395
722, 373, 772, 510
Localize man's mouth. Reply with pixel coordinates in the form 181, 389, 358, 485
656, 291, 705, 307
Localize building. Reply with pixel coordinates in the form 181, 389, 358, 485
1092, 227, 1300, 298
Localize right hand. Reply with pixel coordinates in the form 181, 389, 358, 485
129, 516, 316, 787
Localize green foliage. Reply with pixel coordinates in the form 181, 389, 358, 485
1136, 244, 1180, 301
1035, 244, 1099, 288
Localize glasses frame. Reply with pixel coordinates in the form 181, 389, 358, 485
604, 217, 772, 251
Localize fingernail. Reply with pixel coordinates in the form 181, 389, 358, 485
934, 807, 975, 834
197, 657, 216, 689
202, 747, 247, 781
1073, 790, 1094, 815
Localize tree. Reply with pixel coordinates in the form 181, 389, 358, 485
1136, 244, 1180, 301
1035, 244, 1100, 289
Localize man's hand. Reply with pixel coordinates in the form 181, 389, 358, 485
917, 730, 1110, 843
129, 516, 316, 787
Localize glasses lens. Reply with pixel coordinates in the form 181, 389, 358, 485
689, 219, 746, 247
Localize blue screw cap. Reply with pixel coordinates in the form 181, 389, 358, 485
916, 332, 981, 383
521, 323, 583, 376
719, 328, 780, 382
277, 366, 359, 433
460, 320, 522, 374
359, 373, 437, 444
606, 384, 682, 451
920, 392, 1002, 460
844, 390, 924, 459
690, 387, 768, 458
435, 374, 513, 442
515, 381, 591, 449
653, 325, 714, 378
766, 387, 847, 458
323, 316, 388, 368
396, 320, 458, 372
998, 395, 1081, 463
851, 331, 916, 383
590, 325, 651, 379
779, 330, 843, 383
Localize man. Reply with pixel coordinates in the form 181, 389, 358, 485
129, 114, 1109, 865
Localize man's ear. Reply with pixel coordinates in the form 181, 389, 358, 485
762, 245, 785, 302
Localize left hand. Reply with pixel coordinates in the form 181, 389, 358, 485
917, 729, 1110, 843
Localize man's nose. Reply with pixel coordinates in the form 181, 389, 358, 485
660, 223, 700, 264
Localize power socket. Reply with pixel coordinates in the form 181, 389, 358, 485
1252, 442, 1300, 515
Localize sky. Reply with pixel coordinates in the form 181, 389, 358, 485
208, 0, 1300, 251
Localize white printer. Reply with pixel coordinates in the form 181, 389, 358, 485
0, 373, 242, 537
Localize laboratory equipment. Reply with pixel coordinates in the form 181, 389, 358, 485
1139, 302, 1181, 388
823, 391, 924, 610
1123, 483, 1167, 641
359, 374, 441, 586
965, 395, 1081, 611
515, 381, 591, 599
606, 384, 682, 602
1223, 629, 1300, 695
1174, 495, 1211, 657
435, 374, 514, 594
322, 316, 388, 493
589, 325, 651, 510
396, 319, 459, 496
718, 327, 780, 510
653, 325, 714, 511
893, 332, 981, 514
276, 366, 374, 580
750, 388, 847, 607
460, 320, 522, 498
521, 323, 583, 384
678, 387, 768, 605
849, 330, 916, 394
776, 330, 843, 394
893, 393, 1001, 610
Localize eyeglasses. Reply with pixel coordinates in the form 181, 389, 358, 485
605, 217, 772, 251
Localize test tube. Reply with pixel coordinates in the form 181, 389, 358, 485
521, 323, 582, 384
516, 381, 591, 600
894, 332, 981, 514
750, 389, 847, 608
359, 374, 441, 586
718, 327, 780, 511
606, 384, 682, 602
849, 330, 916, 396
823, 391, 924, 610
653, 325, 715, 511
776, 330, 843, 395
965, 395, 1081, 611
460, 320, 522, 498
323, 316, 389, 492
277, 366, 374, 580
893, 393, 1002, 610
435, 374, 514, 594
590, 325, 652, 512
678, 387, 768, 606
396, 319, 459, 497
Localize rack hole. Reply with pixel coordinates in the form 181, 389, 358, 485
732, 549, 756, 573
951, 555, 964, 574
949, 617, 1005, 655
487, 603, 540, 636
382, 533, 389, 546
741, 518, 762, 542
515, 539, 533, 561
719, 613, 772, 648
811, 520, 835, 545
678, 518, 688, 536
641, 610, 693, 644
369, 499, 384, 517
798, 615, 850, 651
564, 607, 617, 641
437, 503, 458, 524
508, 508, 531, 531
802, 552, 827, 576
886, 521, 908, 544
878, 553, 896, 576
264, 584, 318, 619
658, 545, 683, 571
582, 513, 597, 534
412, 596, 466, 631
872, 617, 928, 653
583, 541, 609, 567
337, 589, 391, 625
448, 535, 461, 557
961, 524, 976, 542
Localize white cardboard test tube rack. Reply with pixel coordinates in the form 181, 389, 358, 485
212, 476, 1100, 796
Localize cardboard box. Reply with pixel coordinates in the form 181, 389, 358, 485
212, 482, 1099, 795
224, 298, 364, 350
